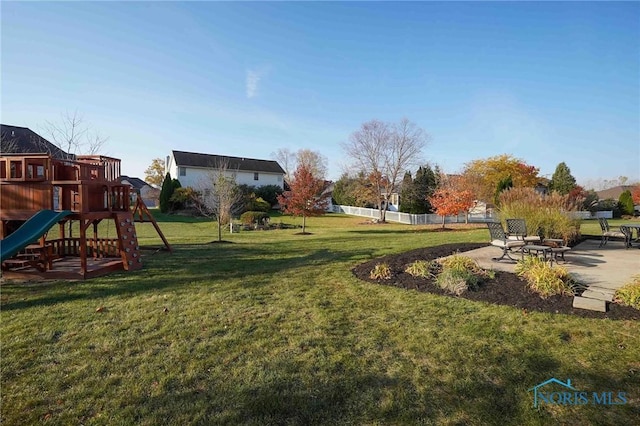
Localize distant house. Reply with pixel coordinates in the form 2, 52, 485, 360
597, 185, 640, 214
1, 124, 69, 159
596, 185, 635, 201
165, 150, 285, 189
120, 175, 159, 207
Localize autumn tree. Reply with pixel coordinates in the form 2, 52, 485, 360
277, 164, 329, 234
272, 148, 328, 181
428, 187, 475, 228
195, 160, 245, 242
342, 118, 428, 222
296, 149, 328, 180
271, 148, 296, 181
461, 154, 539, 203
144, 158, 165, 187
631, 186, 640, 206
548, 162, 577, 195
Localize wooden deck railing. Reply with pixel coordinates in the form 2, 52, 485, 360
49, 238, 120, 258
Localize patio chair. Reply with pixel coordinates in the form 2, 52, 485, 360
506, 218, 542, 243
487, 222, 526, 261
598, 218, 630, 248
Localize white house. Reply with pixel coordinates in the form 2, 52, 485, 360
166, 150, 285, 189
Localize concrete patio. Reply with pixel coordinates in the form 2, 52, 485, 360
456, 239, 639, 311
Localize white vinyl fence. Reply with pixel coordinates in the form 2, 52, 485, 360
334, 205, 614, 224
568, 211, 613, 219
333, 205, 496, 225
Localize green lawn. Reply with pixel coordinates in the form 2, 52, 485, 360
1, 213, 638, 425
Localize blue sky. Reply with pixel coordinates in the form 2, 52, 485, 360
2, 2, 639, 186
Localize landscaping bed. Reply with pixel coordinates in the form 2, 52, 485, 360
352, 243, 640, 320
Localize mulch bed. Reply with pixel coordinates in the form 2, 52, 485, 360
352, 243, 639, 320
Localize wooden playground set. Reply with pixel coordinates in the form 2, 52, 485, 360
0, 153, 170, 279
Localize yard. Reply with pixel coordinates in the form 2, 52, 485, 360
1, 213, 638, 425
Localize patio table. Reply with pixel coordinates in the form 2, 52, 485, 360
521, 244, 553, 264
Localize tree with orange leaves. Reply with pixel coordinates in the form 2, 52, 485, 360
461, 154, 539, 202
632, 185, 640, 206
429, 187, 475, 228
277, 164, 329, 234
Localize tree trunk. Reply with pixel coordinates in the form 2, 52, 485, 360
217, 219, 222, 242
442, 215, 445, 229
302, 214, 306, 233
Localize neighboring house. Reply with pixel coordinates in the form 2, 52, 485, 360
596, 185, 635, 201
381, 191, 400, 212
597, 185, 640, 214
320, 180, 335, 212
0, 124, 69, 159
165, 150, 285, 189
120, 175, 159, 207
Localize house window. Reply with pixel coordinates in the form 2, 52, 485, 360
254, 172, 259, 181
179, 167, 186, 176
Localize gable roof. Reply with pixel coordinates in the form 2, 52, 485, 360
1, 124, 70, 160
596, 185, 634, 201
172, 150, 285, 174
120, 175, 150, 190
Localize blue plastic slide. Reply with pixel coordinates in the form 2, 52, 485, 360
0, 210, 73, 262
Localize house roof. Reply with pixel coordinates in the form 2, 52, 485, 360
120, 175, 149, 190
596, 185, 634, 201
172, 150, 285, 174
1, 124, 70, 160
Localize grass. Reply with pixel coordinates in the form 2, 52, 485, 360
2, 213, 639, 425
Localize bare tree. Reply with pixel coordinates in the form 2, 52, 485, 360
42, 110, 108, 157
342, 118, 428, 221
195, 160, 245, 242
271, 148, 296, 182
296, 148, 328, 180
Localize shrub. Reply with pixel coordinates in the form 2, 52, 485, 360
405, 260, 434, 278
619, 190, 635, 216
614, 276, 640, 310
254, 185, 284, 207
435, 255, 491, 295
498, 187, 582, 244
159, 173, 173, 213
436, 268, 478, 295
514, 256, 578, 298
370, 263, 391, 280
246, 197, 271, 212
240, 211, 270, 226
169, 187, 200, 211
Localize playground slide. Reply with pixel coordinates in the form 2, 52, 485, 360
0, 210, 73, 262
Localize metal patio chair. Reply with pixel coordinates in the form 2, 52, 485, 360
487, 222, 526, 261
598, 218, 630, 248
506, 218, 542, 243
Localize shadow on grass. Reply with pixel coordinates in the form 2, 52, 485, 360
0, 243, 374, 311
115, 335, 640, 424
